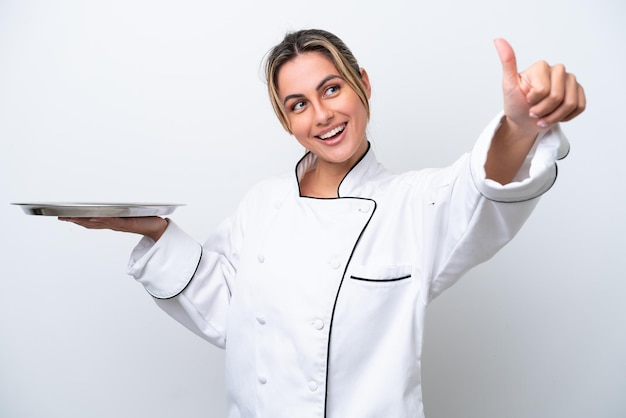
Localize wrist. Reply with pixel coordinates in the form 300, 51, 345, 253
144, 217, 169, 242
499, 115, 539, 141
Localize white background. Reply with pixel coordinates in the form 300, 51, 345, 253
1, 1, 624, 417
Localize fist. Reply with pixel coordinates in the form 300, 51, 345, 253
494, 38, 586, 134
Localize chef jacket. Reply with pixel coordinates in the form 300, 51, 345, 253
128, 114, 569, 418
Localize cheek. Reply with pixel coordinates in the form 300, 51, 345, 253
342, 93, 367, 120
350, 99, 369, 130
288, 116, 311, 140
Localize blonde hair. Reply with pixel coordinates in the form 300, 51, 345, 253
264, 29, 370, 133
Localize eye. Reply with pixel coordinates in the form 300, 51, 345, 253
324, 85, 340, 96
291, 100, 307, 112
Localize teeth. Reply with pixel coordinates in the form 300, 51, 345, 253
319, 124, 345, 140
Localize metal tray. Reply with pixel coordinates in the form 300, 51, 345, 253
12, 202, 184, 217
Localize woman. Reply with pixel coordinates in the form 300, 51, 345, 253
61, 29, 585, 417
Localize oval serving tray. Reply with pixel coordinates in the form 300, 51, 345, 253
12, 202, 184, 217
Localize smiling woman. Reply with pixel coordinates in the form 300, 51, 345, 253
265, 29, 371, 132
277, 52, 371, 197
58, 27, 586, 418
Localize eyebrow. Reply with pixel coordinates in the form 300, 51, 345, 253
282, 74, 342, 106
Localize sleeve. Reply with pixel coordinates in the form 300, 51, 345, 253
127, 221, 203, 299
470, 112, 570, 202
422, 112, 570, 302
127, 210, 244, 349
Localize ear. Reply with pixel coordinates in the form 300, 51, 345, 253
359, 68, 372, 99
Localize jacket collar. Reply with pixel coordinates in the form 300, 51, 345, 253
294, 142, 379, 197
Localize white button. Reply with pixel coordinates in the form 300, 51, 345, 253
313, 319, 324, 330
329, 259, 341, 270
308, 381, 318, 392
258, 376, 267, 384
257, 254, 265, 263
256, 316, 266, 325
358, 203, 371, 213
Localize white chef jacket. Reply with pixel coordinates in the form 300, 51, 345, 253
128, 114, 569, 418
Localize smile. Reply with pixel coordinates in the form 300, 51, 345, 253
318, 123, 346, 140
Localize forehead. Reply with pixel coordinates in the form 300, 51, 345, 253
277, 52, 339, 97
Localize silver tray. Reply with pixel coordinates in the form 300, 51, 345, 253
12, 202, 184, 217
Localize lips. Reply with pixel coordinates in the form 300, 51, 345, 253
317, 123, 346, 140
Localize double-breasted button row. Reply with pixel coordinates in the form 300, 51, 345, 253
258, 253, 352, 269
257, 316, 324, 330
257, 376, 319, 392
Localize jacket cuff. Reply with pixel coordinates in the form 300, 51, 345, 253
127, 220, 202, 299
470, 112, 570, 202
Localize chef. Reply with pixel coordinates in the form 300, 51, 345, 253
61, 29, 585, 418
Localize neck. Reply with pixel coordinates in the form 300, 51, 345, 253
299, 162, 348, 198
298, 141, 369, 198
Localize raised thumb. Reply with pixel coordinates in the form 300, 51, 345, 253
494, 38, 520, 87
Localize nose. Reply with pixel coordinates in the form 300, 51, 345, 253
313, 102, 333, 125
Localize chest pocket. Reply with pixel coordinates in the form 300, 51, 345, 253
348, 264, 412, 286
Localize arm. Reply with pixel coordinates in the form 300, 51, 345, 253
484, 38, 586, 184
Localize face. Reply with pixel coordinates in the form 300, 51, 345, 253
277, 52, 371, 169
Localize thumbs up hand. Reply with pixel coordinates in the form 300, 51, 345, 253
494, 38, 585, 134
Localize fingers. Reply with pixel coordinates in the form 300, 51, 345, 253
524, 62, 585, 127
494, 37, 586, 130
59, 217, 130, 231
59, 216, 168, 240
562, 83, 587, 121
